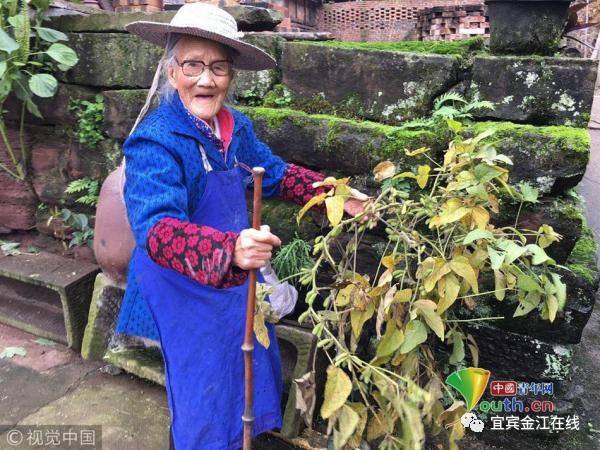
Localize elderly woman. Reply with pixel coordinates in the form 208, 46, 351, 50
113, 4, 364, 450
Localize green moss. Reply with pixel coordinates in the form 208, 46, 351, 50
567, 222, 599, 285
305, 37, 485, 56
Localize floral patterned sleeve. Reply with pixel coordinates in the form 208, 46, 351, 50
146, 217, 247, 288
278, 163, 330, 205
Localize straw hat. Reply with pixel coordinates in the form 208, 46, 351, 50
125, 2, 276, 71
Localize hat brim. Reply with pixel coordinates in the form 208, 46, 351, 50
125, 21, 276, 71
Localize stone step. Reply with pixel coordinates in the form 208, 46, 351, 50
0, 252, 99, 349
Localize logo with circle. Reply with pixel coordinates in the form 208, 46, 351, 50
446, 367, 491, 433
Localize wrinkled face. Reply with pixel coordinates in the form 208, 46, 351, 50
168, 35, 233, 123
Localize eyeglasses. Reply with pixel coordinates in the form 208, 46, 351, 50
174, 58, 233, 78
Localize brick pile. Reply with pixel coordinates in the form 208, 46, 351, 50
417, 4, 489, 41
317, 0, 484, 42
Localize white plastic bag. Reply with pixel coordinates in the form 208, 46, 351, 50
260, 261, 298, 320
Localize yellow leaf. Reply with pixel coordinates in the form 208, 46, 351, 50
423, 259, 451, 292
416, 165, 431, 189
325, 195, 345, 226
373, 161, 396, 182
449, 256, 479, 294
494, 269, 506, 301
297, 192, 327, 224
253, 309, 270, 349
394, 288, 413, 303
335, 284, 353, 307
437, 273, 460, 314
414, 299, 438, 310
394, 171, 416, 180
321, 365, 353, 419
546, 295, 558, 323
333, 404, 360, 449
470, 206, 490, 230
350, 301, 375, 338
377, 268, 393, 287
367, 412, 392, 441
444, 142, 457, 167
404, 146, 430, 156
419, 308, 445, 340
381, 254, 397, 270
347, 403, 368, 449
312, 176, 350, 189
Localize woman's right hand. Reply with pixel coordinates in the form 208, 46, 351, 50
233, 225, 281, 270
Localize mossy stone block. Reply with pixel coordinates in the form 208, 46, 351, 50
470, 56, 598, 127
281, 42, 460, 124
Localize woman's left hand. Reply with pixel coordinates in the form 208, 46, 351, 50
344, 198, 367, 218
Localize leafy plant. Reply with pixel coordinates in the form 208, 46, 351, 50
65, 177, 99, 207
287, 120, 566, 449
262, 84, 294, 109
271, 233, 314, 283
0, 0, 78, 196
69, 95, 104, 147
47, 206, 94, 248
399, 93, 494, 131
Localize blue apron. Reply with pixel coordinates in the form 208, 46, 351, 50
132, 146, 283, 449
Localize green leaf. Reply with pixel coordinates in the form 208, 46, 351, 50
46, 43, 78, 67
26, 99, 42, 119
29, 73, 57, 98
0, 29, 19, 53
519, 182, 539, 203
545, 295, 559, 323
321, 365, 353, 419
488, 246, 505, 270
525, 244, 554, 266
34, 338, 56, 346
499, 241, 526, 264
34, 27, 68, 43
0, 61, 7, 78
8, 14, 25, 28
399, 320, 428, 354
419, 308, 444, 340
517, 273, 543, 292
376, 322, 404, 357
513, 291, 541, 317
449, 256, 479, 294
463, 229, 493, 245
0, 346, 27, 358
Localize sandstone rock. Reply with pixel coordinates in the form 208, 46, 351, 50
282, 42, 460, 124
470, 56, 598, 127
103, 89, 150, 140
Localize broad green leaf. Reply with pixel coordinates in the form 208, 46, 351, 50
8, 15, 25, 28
29, 73, 57, 98
500, 241, 526, 264
517, 273, 543, 293
519, 182, 539, 203
26, 99, 42, 119
376, 322, 404, 357
400, 320, 428, 354
46, 43, 78, 67
488, 246, 505, 270
34, 27, 68, 43
449, 256, 479, 294
0, 29, 19, 53
0, 346, 27, 358
325, 195, 344, 227
0, 61, 6, 78
321, 365, 352, 419
446, 118, 463, 133
463, 229, 493, 245
394, 288, 412, 303
333, 404, 360, 449
525, 244, 554, 265
513, 291, 541, 317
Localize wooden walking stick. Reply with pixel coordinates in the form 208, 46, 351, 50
242, 166, 265, 450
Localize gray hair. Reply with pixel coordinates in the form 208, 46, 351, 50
129, 33, 237, 135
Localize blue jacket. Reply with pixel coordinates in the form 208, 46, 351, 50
115, 94, 288, 340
